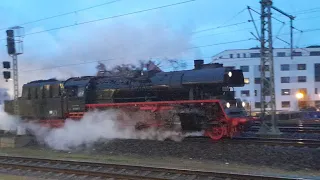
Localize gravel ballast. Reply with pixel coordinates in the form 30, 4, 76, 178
75, 138, 319, 172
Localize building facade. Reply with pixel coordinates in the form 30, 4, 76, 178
212, 46, 320, 112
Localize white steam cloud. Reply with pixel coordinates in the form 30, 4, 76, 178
0, 105, 19, 132
0, 18, 196, 98
0, 106, 184, 151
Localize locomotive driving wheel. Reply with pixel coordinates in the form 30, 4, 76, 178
206, 122, 225, 140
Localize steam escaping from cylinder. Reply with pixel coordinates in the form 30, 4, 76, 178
14, 109, 183, 151
1, 105, 206, 151
0, 105, 19, 132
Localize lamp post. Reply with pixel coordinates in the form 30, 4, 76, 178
296, 92, 304, 111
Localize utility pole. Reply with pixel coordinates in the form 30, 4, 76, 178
3, 26, 24, 116
258, 0, 295, 135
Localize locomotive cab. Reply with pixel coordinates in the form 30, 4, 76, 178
63, 76, 94, 113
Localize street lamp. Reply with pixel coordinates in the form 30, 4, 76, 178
296, 92, 304, 99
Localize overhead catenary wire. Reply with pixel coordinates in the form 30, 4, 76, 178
0, 0, 123, 32
0, 0, 198, 41
20, 38, 252, 73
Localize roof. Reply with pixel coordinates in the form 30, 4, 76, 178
24, 79, 63, 87
64, 76, 94, 87
211, 47, 320, 59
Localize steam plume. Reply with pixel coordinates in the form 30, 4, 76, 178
0, 19, 195, 98
0, 106, 183, 151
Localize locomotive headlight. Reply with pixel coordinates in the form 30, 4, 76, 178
226, 102, 231, 108
242, 102, 246, 107
228, 71, 232, 77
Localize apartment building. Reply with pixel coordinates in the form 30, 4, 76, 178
212, 46, 320, 111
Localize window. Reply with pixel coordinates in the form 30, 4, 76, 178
315, 64, 320, 82
240, 66, 249, 72
292, 51, 302, 56
281, 101, 290, 108
230, 54, 233, 58
315, 88, 318, 94
244, 78, 250, 84
255, 102, 261, 108
277, 52, 286, 57
254, 90, 257, 96
255, 78, 261, 84
281, 77, 290, 83
310, 51, 320, 56
241, 90, 250, 97
281, 89, 291, 95
237, 53, 240, 58
297, 64, 306, 70
250, 53, 260, 58
298, 76, 307, 82
243, 53, 246, 58
281, 64, 290, 71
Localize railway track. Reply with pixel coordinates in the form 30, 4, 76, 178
232, 137, 320, 148
0, 156, 302, 180
183, 136, 320, 148
248, 126, 320, 133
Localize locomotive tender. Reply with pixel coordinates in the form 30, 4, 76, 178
4, 60, 251, 140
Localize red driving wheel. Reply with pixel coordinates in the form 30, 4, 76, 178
206, 124, 225, 140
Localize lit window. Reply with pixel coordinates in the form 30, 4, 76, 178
244, 78, 250, 84
297, 64, 306, 70
281, 89, 290, 95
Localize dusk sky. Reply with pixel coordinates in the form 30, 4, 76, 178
0, 0, 319, 88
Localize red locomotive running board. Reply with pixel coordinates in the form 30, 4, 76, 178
86, 99, 221, 108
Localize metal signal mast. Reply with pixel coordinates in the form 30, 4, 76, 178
3, 26, 24, 116
258, 0, 295, 134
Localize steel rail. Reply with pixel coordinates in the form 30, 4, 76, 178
0, 156, 300, 180
232, 137, 320, 148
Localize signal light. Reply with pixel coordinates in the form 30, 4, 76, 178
3, 71, 11, 81
3, 61, 10, 69
6, 29, 16, 55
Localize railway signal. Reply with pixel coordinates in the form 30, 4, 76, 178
3, 71, 11, 82
3, 26, 24, 117
2, 61, 11, 82
6, 29, 16, 55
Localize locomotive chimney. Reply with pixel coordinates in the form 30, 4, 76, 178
194, 59, 204, 70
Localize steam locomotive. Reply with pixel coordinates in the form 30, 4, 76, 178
4, 60, 252, 140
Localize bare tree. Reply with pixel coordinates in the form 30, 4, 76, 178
95, 59, 163, 78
